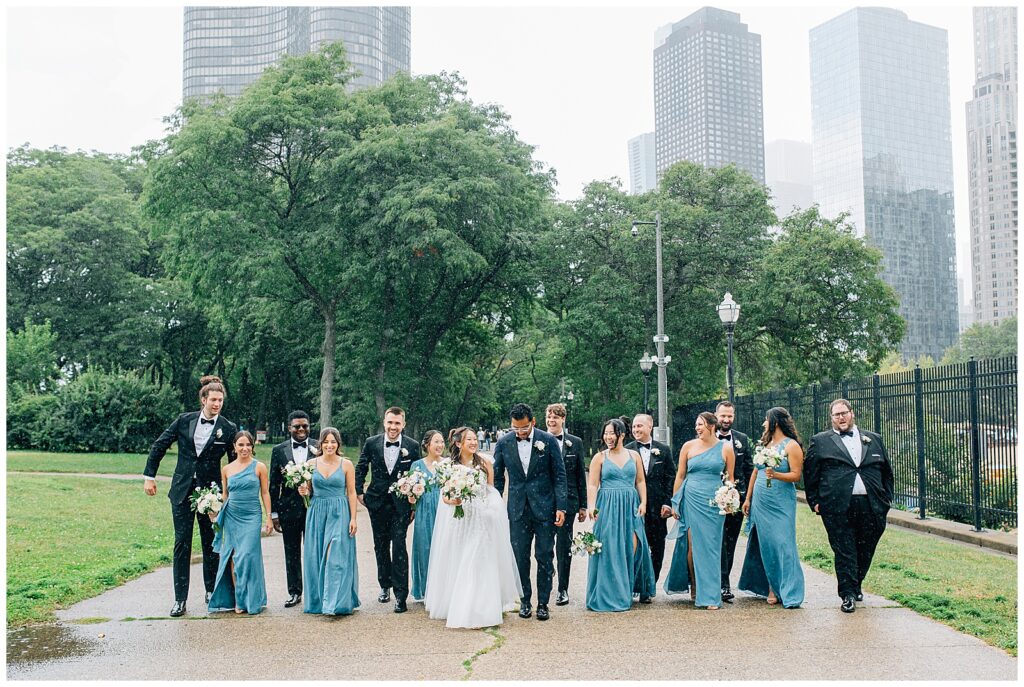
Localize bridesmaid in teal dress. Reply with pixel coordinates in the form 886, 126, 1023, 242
300, 427, 360, 616
664, 412, 735, 609
208, 431, 272, 615
739, 406, 805, 608
410, 430, 444, 602
585, 418, 656, 612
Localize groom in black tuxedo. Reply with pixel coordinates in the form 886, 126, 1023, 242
545, 403, 587, 607
143, 376, 237, 617
715, 401, 753, 602
493, 403, 568, 621
269, 410, 318, 608
804, 398, 893, 613
625, 413, 675, 590
355, 406, 420, 613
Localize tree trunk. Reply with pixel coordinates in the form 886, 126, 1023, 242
319, 307, 336, 428
374, 362, 387, 420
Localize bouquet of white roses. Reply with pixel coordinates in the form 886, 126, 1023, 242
709, 481, 741, 515
753, 444, 784, 488
570, 531, 603, 557
282, 460, 316, 508
389, 467, 432, 507
189, 483, 224, 532
433, 458, 487, 519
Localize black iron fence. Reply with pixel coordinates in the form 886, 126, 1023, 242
674, 357, 1017, 530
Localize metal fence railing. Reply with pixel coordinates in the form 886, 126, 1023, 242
674, 356, 1017, 530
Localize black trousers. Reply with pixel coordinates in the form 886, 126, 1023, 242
171, 495, 218, 602
555, 511, 579, 594
821, 495, 887, 599
511, 509, 556, 605
720, 509, 745, 589
367, 498, 411, 601
280, 514, 305, 596
644, 513, 669, 582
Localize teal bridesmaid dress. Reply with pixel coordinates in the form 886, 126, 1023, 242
585, 451, 656, 612
738, 438, 805, 608
208, 461, 267, 614
664, 441, 725, 607
303, 464, 360, 615
410, 458, 439, 601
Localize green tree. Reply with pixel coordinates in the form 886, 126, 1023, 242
6, 318, 60, 396
941, 317, 1017, 364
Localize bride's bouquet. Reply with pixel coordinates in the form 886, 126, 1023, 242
709, 480, 741, 515
190, 482, 224, 533
433, 458, 487, 519
753, 444, 784, 488
282, 460, 316, 508
570, 531, 603, 557
389, 467, 432, 508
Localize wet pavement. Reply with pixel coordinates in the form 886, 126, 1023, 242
8, 502, 1018, 680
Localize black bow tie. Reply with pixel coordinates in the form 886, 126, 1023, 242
838, 430, 854, 438
638, 442, 652, 450
385, 441, 400, 448
293, 441, 307, 449
200, 417, 215, 425
554, 435, 564, 442
717, 433, 731, 440
517, 438, 531, 444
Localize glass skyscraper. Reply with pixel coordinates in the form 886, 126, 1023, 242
810, 8, 959, 361
653, 7, 765, 184
627, 132, 657, 195
182, 6, 411, 101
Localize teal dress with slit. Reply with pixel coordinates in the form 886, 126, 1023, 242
303, 464, 360, 615
410, 458, 439, 601
208, 461, 267, 614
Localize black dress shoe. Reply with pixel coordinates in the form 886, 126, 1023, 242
378, 589, 391, 603
841, 595, 856, 613
394, 599, 407, 613
639, 595, 653, 604
536, 604, 550, 621
721, 587, 735, 602
284, 594, 302, 608
855, 591, 864, 602
170, 600, 187, 617
555, 590, 569, 606
518, 602, 532, 619
205, 591, 212, 604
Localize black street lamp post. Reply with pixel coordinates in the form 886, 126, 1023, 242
717, 292, 741, 403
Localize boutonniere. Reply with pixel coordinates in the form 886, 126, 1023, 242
861, 436, 871, 445
652, 448, 661, 456
534, 440, 545, 451
401, 447, 409, 457
564, 439, 572, 448
735, 441, 742, 449
215, 428, 223, 439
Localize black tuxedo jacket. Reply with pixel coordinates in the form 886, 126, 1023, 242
145, 411, 238, 505
720, 430, 754, 497
493, 427, 568, 521
355, 433, 421, 513
555, 431, 587, 513
804, 428, 894, 516
269, 438, 319, 521
625, 439, 676, 512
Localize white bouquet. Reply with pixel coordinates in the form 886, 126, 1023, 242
753, 444, 784, 488
433, 458, 487, 519
189, 482, 224, 532
570, 531, 603, 556
709, 481, 741, 515
282, 460, 316, 508
389, 467, 432, 508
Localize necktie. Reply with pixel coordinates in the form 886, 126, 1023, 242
385, 441, 400, 448
293, 441, 306, 449
200, 417, 215, 425
839, 430, 854, 438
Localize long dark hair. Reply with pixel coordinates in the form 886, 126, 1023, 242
601, 418, 628, 448
448, 426, 486, 472
759, 407, 801, 446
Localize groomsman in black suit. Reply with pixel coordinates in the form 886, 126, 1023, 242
355, 406, 421, 613
143, 376, 237, 617
269, 410, 318, 608
804, 398, 894, 613
545, 403, 587, 606
626, 414, 675, 591
715, 401, 754, 602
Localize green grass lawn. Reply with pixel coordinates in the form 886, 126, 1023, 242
794, 507, 1018, 655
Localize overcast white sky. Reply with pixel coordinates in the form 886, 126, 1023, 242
5, 1, 998, 293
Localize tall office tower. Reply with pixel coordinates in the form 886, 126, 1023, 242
182, 6, 411, 101
653, 7, 765, 184
765, 139, 813, 217
628, 132, 657, 195
810, 8, 959, 361
966, 7, 1018, 326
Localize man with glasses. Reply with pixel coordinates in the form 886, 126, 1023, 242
804, 399, 893, 613
269, 410, 318, 608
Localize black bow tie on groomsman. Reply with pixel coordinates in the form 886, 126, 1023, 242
838, 430, 854, 438
293, 441, 306, 449
638, 442, 652, 450
717, 433, 731, 441
385, 441, 400, 448
554, 435, 564, 442
517, 438, 531, 444
200, 417, 215, 425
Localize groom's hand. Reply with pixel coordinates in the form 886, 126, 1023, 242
554, 510, 565, 527
143, 478, 157, 496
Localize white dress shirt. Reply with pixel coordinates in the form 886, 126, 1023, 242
836, 427, 868, 495
636, 441, 653, 474
384, 435, 402, 473
291, 441, 309, 465
516, 429, 535, 474
193, 414, 218, 457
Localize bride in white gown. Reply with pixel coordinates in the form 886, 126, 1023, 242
424, 426, 522, 629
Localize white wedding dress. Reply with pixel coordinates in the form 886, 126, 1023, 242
423, 483, 523, 628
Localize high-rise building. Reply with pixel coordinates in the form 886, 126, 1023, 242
810, 8, 959, 361
182, 6, 411, 101
653, 7, 765, 184
966, 7, 1018, 327
627, 132, 657, 195
765, 139, 813, 217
